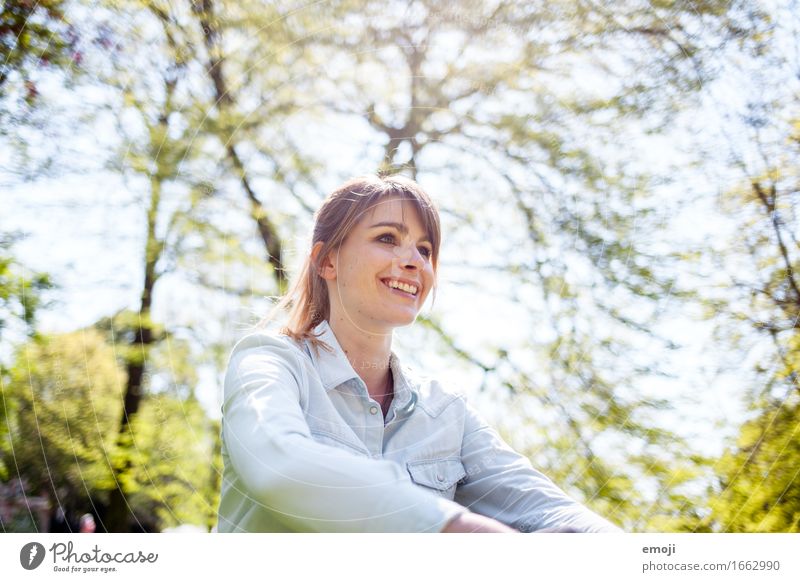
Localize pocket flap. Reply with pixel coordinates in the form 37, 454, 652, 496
406, 458, 466, 490
308, 429, 369, 456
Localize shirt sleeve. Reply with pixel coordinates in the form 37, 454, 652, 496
221, 333, 468, 532
454, 399, 623, 533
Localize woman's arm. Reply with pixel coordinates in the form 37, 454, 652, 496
441, 511, 517, 533
454, 400, 623, 533
221, 333, 467, 532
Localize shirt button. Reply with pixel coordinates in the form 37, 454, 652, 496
369, 405, 379, 415
436, 473, 445, 482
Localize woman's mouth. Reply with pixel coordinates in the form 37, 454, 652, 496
381, 278, 419, 299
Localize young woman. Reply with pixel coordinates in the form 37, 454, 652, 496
216, 175, 621, 533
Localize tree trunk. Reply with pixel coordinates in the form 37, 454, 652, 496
104, 173, 163, 531
191, 0, 287, 293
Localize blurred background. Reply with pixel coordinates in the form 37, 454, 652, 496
1, 0, 798, 533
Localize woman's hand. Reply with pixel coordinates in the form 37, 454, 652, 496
441, 511, 517, 533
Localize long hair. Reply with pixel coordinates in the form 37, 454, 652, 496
260, 174, 442, 356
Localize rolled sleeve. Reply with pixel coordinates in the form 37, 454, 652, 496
221, 334, 466, 532
454, 400, 622, 533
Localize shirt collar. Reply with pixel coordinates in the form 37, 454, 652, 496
305, 319, 415, 411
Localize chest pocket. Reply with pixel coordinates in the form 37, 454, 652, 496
406, 458, 466, 500
308, 429, 369, 457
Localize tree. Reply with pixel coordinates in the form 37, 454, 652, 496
95, 7, 213, 529
0, 234, 52, 346
710, 395, 800, 532
0, 0, 75, 93
0, 329, 124, 529
151, 0, 773, 529
1, 0, 301, 531
94, 310, 223, 531
1, 327, 222, 532
695, 0, 800, 531
277, 0, 767, 529
0, 0, 302, 528
704, 122, 800, 530
0, 235, 52, 483
109, 393, 221, 531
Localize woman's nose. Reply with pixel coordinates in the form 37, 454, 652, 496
394, 243, 424, 269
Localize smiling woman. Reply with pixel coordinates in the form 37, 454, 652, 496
313, 194, 436, 356
216, 174, 622, 533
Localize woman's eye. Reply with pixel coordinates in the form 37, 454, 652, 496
378, 233, 431, 258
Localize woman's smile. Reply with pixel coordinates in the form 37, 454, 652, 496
380, 277, 420, 299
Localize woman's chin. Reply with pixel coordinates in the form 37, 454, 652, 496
375, 306, 419, 328
390, 309, 421, 327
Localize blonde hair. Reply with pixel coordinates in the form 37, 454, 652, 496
260, 174, 442, 356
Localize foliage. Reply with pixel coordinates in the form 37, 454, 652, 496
0, 238, 53, 482
110, 394, 220, 531
1, 327, 221, 532
0, 234, 52, 344
0, 0, 75, 93
705, 141, 800, 531
708, 393, 800, 532
294, 0, 771, 530
0, 329, 124, 513
693, 1, 800, 530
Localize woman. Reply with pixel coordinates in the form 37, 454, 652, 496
216, 175, 620, 533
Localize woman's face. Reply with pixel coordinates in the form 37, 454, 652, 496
320, 196, 436, 334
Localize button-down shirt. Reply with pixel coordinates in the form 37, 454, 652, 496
217, 320, 621, 533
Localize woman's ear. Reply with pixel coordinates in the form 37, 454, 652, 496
310, 241, 336, 280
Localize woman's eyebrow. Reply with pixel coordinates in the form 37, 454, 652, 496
368, 221, 431, 243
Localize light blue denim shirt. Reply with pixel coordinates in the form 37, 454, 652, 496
217, 319, 621, 533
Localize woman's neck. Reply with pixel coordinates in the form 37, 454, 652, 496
327, 316, 394, 406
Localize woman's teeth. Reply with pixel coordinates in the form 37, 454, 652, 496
385, 279, 418, 296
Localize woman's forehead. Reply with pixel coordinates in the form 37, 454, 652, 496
362, 197, 423, 225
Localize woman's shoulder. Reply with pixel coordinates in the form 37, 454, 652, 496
407, 369, 467, 418
227, 327, 308, 366
221, 329, 311, 410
